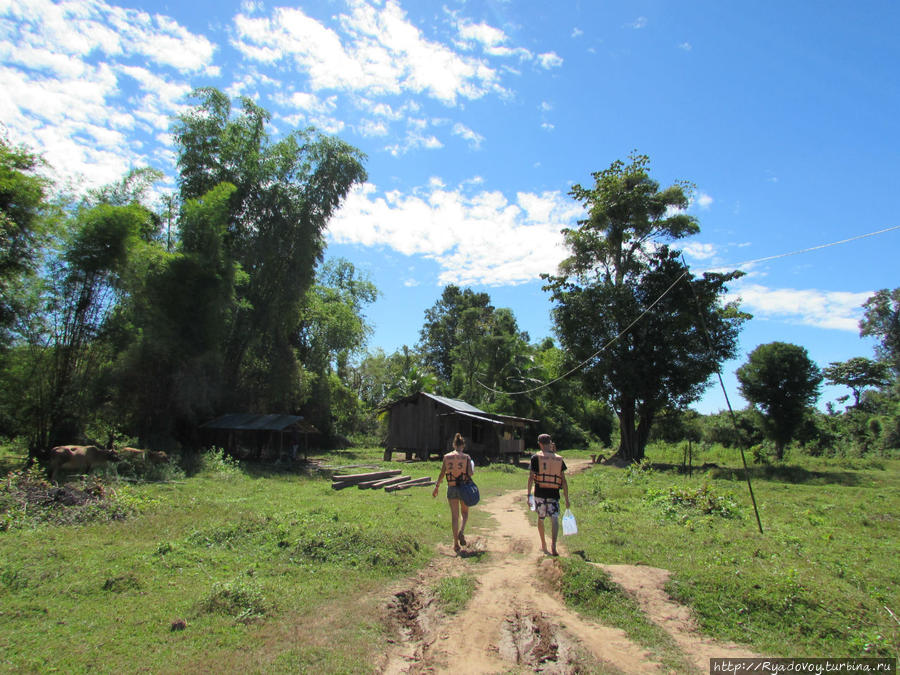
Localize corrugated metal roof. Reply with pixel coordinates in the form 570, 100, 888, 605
200, 413, 304, 431
437, 409, 504, 425
422, 392, 487, 415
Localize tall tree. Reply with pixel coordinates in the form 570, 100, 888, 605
0, 137, 52, 349
419, 284, 492, 384
111, 183, 239, 443
823, 357, 891, 407
294, 258, 377, 439
860, 288, 900, 376
172, 88, 367, 411
24, 199, 156, 451
736, 342, 822, 460
545, 154, 746, 462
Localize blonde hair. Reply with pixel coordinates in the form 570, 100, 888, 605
453, 433, 466, 449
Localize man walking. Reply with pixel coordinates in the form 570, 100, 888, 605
526, 434, 570, 556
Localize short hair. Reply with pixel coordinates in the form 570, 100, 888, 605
537, 433, 552, 445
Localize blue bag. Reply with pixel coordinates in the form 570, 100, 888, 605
458, 479, 480, 506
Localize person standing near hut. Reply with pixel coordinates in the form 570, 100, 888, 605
432, 433, 475, 553
526, 434, 569, 556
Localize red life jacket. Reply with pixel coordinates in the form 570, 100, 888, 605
443, 452, 472, 486
534, 453, 564, 489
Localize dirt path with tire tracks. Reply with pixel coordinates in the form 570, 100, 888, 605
380, 458, 760, 674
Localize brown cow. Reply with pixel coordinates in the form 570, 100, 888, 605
120, 447, 146, 461
47, 445, 119, 482
147, 450, 169, 464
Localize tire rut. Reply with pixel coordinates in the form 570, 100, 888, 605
380, 459, 756, 674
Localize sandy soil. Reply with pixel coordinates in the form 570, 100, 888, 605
380, 458, 760, 674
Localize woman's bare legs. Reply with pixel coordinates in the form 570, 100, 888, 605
458, 502, 469, 546
449, 498, 461, 552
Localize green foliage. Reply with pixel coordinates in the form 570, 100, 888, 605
824, 357, 891, 407
568, 454, 900, 659
173, 88, 367, 418
432, 574, 477, 614
737, 342, 823, 459
0, 135, 52, 349
201, 577, 269, 622
559, 557, 692, 671
0, 466, 150, 531
643, 484, 741, 520
860, 288, 900, 375
419, 284, 493, 384
545, 154, 746, 462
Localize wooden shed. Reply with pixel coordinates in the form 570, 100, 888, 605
199, 413, 318, 461
382, 392, 536, 462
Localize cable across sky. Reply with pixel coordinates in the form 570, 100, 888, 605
477, 224, 900, 397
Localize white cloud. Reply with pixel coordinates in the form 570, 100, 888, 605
233, 0, 507, 106
452, 122, 484, 149
457, 20, 507, 49
679, 42, 692, 51
696, 192, 714, 209
572, 28, 583, 38
0, 0, 216, 189
726, 283, 871, 331
682, 242, 719, 261
328, 181, 583, 286
536, 52, 563, 69
631, 16, 648, 29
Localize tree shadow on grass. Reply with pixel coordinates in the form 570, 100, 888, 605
706, 464, 865, 487
648, 462, 865, 486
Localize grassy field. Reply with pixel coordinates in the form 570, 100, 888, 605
562, 443, 900, 660
1, 442, 897, 672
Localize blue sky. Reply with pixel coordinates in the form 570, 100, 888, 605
2, 0, 898, 413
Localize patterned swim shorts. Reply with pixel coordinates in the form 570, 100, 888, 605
534, 497, 560, 520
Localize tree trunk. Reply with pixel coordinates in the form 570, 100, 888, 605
775, 439, 785, 461
615, 402, 644, 463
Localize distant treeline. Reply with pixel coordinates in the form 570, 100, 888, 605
0, 93, 896, 461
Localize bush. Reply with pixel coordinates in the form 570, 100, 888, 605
201, 577, 268, 622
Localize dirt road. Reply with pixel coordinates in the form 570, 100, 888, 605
381, 458, 759, 673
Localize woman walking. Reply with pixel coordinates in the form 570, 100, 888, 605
432, 433, 475, 553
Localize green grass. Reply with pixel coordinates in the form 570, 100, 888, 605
559, 557, 696, 673
563, 446, 900, 660
432, 574, 477, 614
0, 446, 530, 673
3, 442, 897, 671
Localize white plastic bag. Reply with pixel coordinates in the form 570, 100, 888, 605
562, 508, 577, 535
529, 495, 536, 511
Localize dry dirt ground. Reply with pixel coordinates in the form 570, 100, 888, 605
380, 458, 760, 674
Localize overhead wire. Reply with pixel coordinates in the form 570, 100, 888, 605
476, 224, 899, 398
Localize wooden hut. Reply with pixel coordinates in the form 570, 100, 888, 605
381, 392, 536, 462
199, 413, 318, 460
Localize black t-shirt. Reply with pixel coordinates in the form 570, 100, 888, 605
530, 454, 567, 499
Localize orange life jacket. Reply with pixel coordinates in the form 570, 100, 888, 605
533, 453, 564, 489
443, 452, 471, 486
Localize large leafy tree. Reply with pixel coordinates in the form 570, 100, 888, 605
860, 288, 900, 376
823, 357, 891, 407
172, 88, 367, 411
736, 341, 822, 459
418, 284, 492, 384
0, 137, 52, 350
294, 259, 377, 438
545, 154, 746, 462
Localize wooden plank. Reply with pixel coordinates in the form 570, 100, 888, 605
331, 469, 402, 485
367, 475, 413, 489
385, 479, 436, 492
358, 475, 410, 489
